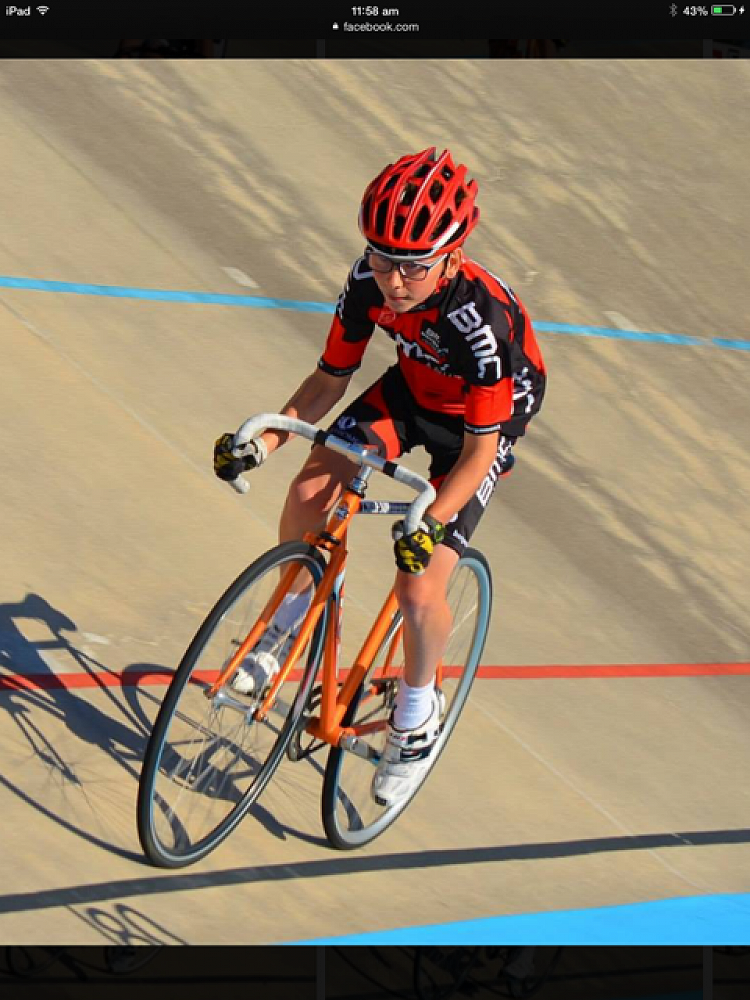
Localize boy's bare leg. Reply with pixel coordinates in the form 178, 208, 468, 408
278, 446, 356, 592
281, 445, 459, 695
280, 446, 357, 540
395, 544, 459, 689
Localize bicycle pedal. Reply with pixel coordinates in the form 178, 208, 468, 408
371, 676, 399, 705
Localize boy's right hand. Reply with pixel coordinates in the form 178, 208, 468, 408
213, 433, 268, 482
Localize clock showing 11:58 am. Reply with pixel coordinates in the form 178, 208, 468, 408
351, 7, 401, 15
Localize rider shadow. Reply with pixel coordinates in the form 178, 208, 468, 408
0, 594, 169, 860
0, 592, 76, 679
0, 594, 327, 860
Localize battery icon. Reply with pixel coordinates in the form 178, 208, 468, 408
712, 4, 737, 12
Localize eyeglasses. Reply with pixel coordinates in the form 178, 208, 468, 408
365, 248, 448, 282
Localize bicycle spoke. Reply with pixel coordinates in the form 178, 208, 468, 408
138, 543, 325, 867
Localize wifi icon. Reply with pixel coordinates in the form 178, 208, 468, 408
37, 4, 49, 11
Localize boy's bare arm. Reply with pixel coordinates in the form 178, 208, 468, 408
260, 368, 353, 455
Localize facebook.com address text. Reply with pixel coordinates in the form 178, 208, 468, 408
342, 21, 419, 31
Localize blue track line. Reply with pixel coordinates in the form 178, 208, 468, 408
0, 275, 335, 314
533, 320, 704, 348
1, 274, 748, 352
289, 892, 750, 945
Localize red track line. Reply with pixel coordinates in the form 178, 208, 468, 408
2, 663, 750, 692
473, 663, 750, 678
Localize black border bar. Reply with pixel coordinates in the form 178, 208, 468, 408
1, 0, 747, 38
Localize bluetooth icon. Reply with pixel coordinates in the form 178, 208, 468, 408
670, 2, 678, 13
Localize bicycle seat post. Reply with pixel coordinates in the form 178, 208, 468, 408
348, 462, 374, 497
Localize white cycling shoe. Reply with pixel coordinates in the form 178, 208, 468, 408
371, 689, 444, 808
231, 622, 296, 697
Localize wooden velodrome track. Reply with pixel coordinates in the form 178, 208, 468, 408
0, 59, 748, 944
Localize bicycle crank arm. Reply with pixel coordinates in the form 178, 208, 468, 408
339, 732, 381, 763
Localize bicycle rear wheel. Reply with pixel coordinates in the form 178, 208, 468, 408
321, 548, 492, 849
137, 541, 326, 867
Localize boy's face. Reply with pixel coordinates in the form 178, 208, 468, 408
370, 248, 462, 313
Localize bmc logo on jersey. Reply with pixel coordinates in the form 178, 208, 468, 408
447, 302, 502, 382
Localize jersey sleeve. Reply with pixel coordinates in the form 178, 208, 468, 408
464, 381, 514, 435
318, 256, 378, 377
448, 287, 515, 435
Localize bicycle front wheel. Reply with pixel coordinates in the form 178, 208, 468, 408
322, 548, 492, 849
137, 541, 326, 867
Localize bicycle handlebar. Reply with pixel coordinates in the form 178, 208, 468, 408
229, 413, 436, 535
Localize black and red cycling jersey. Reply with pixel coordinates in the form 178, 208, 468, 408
319, 255, 546, 437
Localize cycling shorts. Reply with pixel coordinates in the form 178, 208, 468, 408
325, 365, 516, 557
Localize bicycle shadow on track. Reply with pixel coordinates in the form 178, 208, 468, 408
1, 826, 750, 917
0, 593, 158, 860
2, 595, 749, 884
0, 594, 327, 864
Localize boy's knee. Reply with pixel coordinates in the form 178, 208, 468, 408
395, 573, 439, 617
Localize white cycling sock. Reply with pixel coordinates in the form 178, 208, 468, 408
274, 587, 312, 634
393, 680, 435, 732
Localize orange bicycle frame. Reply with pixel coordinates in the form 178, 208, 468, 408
209, 475, 412, 751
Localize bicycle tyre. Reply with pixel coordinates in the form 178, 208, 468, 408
321, 548, 492, 849
137, 541, 326, 867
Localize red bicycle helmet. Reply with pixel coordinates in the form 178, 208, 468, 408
359, 147, 479, 259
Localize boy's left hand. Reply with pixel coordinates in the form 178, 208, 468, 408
392, 514, 446, 575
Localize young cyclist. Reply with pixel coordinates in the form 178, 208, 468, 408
214, 147, 546, 808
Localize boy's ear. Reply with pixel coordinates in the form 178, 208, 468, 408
447, 248, 463, 276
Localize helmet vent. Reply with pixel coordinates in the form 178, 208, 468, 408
375, 200, 390, 236
430, 209, 452, 240
400, 182, 419, 206
411, 205, 431, 240
361, 195, 373, 228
